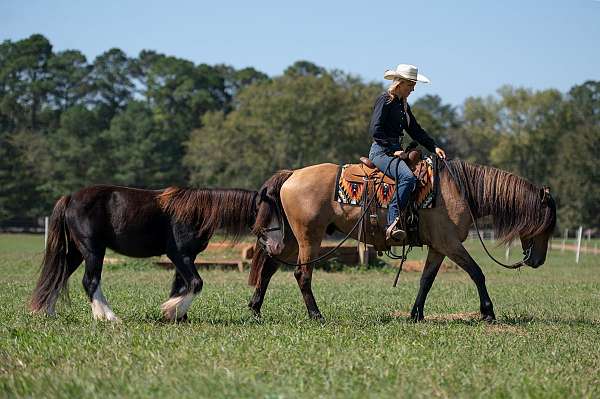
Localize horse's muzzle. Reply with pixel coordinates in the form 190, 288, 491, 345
265, 240, 284, 256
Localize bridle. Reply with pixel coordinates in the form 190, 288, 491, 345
256, 197, 286, 250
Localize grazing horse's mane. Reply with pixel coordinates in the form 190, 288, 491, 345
158, 187, 257, 240
443, 159, 556, 244
248, 169, 293, 287
251, 170, 294, 236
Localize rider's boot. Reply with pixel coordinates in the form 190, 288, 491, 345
385, 217, 406, 244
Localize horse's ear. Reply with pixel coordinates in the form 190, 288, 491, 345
259, 187, 269, 202
540, 186, 551, 204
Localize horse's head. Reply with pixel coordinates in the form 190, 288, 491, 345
253, 185, 285, 256
519, 187, 556, 268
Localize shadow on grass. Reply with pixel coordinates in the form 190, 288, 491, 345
382, 312, 600, 328
130, 309, 271, 327
500, 314, 599, 328
388, 310, 599, 328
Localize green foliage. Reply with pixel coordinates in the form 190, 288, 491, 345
39, 105, 105, 200
185, 68, 382, 188
452, 96, 501, 164
0, 129, 51, 218
47, 50, 90, 112
552, 125, 600, 228
0, 34, 54, 131
411, 94, 460, 149
489, 86, 564, 184
284, 60, 327, 77
88, 48, 135, 121
100, 101, 187, 187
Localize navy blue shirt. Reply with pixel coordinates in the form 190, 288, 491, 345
369, 92, 437, 153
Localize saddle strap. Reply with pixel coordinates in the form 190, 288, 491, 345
366, 179, 378, 236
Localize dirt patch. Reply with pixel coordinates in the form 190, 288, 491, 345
550, 243, 600, 254
395, 260, 459, 272
391, 311, 479, 321
390, 311, 529, 334
104, 257, 127, 264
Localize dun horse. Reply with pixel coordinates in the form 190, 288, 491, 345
249, 159, 556, 322
29, 184, 282, 322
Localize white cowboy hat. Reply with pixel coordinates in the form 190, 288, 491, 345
384, 64, 430, 83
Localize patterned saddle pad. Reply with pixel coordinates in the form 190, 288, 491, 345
335, 157, 436, 209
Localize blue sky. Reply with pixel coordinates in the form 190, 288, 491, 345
1, 0, 599, 105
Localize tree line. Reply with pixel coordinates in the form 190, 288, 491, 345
1, 34, 598, 230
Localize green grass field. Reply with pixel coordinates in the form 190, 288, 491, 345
1, 233, 599, 398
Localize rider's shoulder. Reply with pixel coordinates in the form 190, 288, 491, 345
375, 92, 391, 104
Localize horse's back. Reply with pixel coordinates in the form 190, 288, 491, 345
280, 163, 339, 230
282, 163, 339, 200
66, 185, 169, 256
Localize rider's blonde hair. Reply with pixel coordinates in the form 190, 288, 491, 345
386, 79, 411, 126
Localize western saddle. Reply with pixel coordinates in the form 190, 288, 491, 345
338, 148, 433, 251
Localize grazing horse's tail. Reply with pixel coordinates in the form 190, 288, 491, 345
248, 169, 293, 286
30, 195, 73, 313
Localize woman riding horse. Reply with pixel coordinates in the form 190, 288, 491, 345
369, 64, 446, 242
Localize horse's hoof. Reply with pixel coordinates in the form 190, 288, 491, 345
93, 313, 121, 323
162, 312, 188, 323
309, 312, 325, 322
410, 314, 424, 323
410, 307, 424, 322
481, 314, 496, 323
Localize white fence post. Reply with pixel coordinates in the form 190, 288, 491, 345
575, 226, 583, 264
505, 244, 510, 261
44, 216, 49, 249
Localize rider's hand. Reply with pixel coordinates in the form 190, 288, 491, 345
393, 150, 405, 157
435, 147, 446, 159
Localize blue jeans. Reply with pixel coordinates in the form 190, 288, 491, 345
369, 142, 417, 227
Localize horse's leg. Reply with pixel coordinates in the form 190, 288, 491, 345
295, 242, 324, 321
248, 256, 278, 317
249, 238, 298, 317
410, 247, 445, 322
167, 270, 189, 321
161, 251, 203, 322
80, 245, 119, 321
446, 244, 496, 322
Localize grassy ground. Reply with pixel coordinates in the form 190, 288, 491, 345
1, 234, 599, 398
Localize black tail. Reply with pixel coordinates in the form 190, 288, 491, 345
30, 195, 72, 313
248, 170, 293, 286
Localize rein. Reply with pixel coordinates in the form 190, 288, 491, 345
440, 158, 532, 269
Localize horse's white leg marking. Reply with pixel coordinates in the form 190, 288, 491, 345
161, 292, 195, 321
91, 283, 119, 321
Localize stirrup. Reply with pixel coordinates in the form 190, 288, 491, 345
386, 219, 406, 242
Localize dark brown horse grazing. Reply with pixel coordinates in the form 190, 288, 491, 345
249, 159, 556, 322
30, 185, 259, 322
